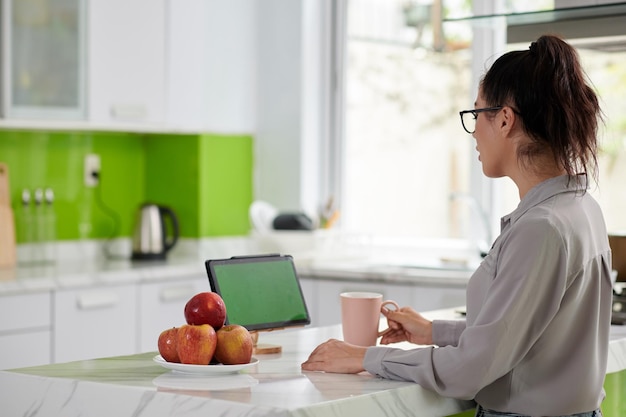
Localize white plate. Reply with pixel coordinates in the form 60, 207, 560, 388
153, 372, 259, 391
153, 355, 259, 375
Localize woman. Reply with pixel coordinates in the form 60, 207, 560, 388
301, 35, 612, 417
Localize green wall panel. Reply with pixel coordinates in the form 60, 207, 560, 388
603, 369, 626, 417
0, 129, 144, 241
199, 133, 253, 236
145, 134, 201, 238
0, 128, 253, 242
143, 133, 253, 238
89, 132, 145, 239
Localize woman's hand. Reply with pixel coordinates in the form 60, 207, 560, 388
379, 306, 433, 346
301, 339, 367, 373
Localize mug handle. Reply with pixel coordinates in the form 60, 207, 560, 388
377, 300, 399, 337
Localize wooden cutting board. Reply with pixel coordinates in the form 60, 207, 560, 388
0, 163, 16, 268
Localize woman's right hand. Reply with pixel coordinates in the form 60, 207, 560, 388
379, 306, 433, 346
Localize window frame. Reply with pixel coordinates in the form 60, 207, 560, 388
324, 0, 507, 254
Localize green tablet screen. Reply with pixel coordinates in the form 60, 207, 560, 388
205, 255, 311, 331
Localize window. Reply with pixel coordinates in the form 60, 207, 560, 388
331, 0, 626, 259
336, 0, 479, 251
589, 45, 626, 233
502, 40, 626, 234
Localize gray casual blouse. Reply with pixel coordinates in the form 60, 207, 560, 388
364, 175, 613, 415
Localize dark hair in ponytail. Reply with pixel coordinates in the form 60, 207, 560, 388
480, 34, 602, 183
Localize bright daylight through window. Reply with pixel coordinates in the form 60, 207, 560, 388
341, 0, 473, 245
338, 0, 626, 255
501, 41, 626, 234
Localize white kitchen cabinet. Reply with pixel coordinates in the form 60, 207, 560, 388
298, 277, 318, 325
138, 276, 208, 353
300, 276, 467, 328
1, 0, 87, 119
53, 283, 138, 363
87, 0, 257, 132
2, 1, 260, 131
412, 284, 466, 312
165, 0, 257, 132
87, 0, 166, 125
0, 292, 51, 369
0, 331, 50, 370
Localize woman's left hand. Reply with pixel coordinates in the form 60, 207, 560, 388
301, 339, 367, 373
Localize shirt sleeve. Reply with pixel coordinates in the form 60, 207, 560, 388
432, 319, 466, 347
363, 218, 569, 399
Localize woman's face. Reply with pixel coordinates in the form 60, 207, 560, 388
473, 93, 509, 178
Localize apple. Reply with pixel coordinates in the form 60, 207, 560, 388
184, 292, 227, 330
176, 324, 217, 365
157, 327, 180, 363
214, 324, 254, 365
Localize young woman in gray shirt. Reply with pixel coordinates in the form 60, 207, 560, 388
302, 34, 612, 417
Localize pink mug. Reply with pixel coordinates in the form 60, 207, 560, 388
340, 292, 399, 347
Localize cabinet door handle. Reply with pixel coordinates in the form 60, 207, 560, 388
159, 285, 197, 302
76, 291, 120, 310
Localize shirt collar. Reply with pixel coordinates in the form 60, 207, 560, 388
500, 174, 588, 231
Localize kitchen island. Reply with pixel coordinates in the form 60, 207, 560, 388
2, 308, 626, 417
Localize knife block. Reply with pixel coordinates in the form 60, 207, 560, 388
0, 163, 16, 268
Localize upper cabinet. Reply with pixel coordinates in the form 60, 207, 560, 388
164, 0, 257, 133
0, 0, 258, 133
1, 0, 87, 120
87, 0, 167, 126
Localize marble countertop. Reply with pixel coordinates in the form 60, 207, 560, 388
1, 310, 475, 417
298, 259, 474, 287
0, 255, 204, 294
0, 238, 475, 296
2, 308, 626, 417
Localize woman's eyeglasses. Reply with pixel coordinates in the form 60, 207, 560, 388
459, 106, 503, 134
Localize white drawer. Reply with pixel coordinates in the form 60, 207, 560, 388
138, 277, 207, 353
0, 330, 51, 370
0, 292, 51, 333
53, 284, 138, 363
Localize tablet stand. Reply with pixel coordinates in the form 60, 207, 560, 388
250, 330, 282, 354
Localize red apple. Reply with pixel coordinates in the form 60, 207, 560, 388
157, 327, 180, 363
214, 324, 254, 365
184, 292, 227, 330
176, 324, 217, 365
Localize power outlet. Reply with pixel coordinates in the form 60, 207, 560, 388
84, 154, 101, 187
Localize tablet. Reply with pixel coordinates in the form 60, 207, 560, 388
205, 254, 311, 331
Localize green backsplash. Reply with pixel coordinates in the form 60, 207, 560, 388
0, 129, 253, 242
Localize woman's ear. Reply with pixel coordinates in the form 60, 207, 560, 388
499, 106, 517, 135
